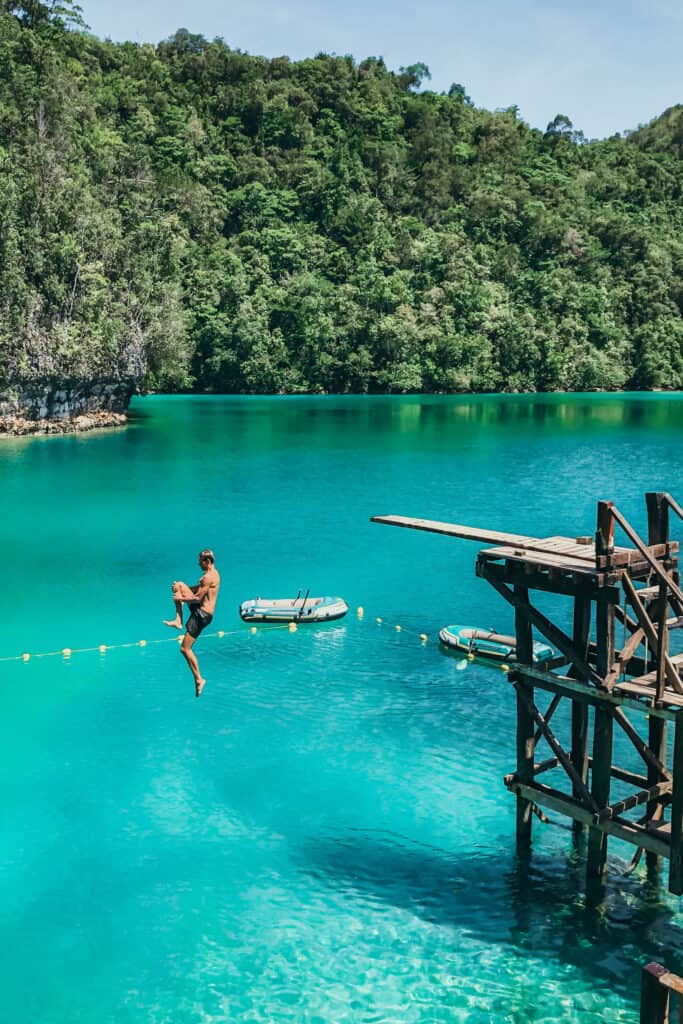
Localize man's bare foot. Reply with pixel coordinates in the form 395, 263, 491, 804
163, 618, 183, 629
195, 678, 206, 698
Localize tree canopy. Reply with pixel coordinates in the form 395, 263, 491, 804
0, 5, 682, 393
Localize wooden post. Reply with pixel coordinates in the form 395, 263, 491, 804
587, 589, 615, 896
669, 717, 683, 895
646, 493, 671, 871
596, 500, 615, 567
514, 585, 535, 850
646, 492, 670, 549
571, 595, 591, 837
640, 962, 670, 1024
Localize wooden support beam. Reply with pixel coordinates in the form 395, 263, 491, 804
647, 498, 672, 872
505, 780, 671, 858
514, 586, 535, 849
478, 558, 619, 601
669, 718, 683, 895
596, 500, 615, 566
611, 706, 672, 783
663, 492, 683, 525
647, 715, 669, 871
533, 756, 560, 776
587, 597, 615, 891
533, 693, 561, 751
571, 596, 591, 834
515, 683, 598, 812
655, 580, 669, 702
646, 492, 670, 548
595, 780, 672, 822
518, 663, 682, 722
617, 626, 646, 672
623, 573, 683, 694
489, 577, 603, 687
587, 705, 614, 890
615, 601, 641, 635
611, 504, 683, 607
586, 759, 649, 788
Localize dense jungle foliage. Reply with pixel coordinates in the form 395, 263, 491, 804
1, 0, 682, 393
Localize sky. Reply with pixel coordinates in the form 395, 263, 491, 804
78, 0, 683, 140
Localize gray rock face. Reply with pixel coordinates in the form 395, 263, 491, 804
0, 379, 135, 435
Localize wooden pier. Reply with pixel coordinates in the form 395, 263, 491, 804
372, 493, 683, 897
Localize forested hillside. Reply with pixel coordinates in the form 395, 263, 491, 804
1, 0, 682, 393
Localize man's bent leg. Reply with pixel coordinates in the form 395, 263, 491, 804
181, 633, 206, 697
164, 583, 187, 629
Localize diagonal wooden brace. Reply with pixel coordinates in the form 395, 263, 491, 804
515, 683, 599, 813
489, 578, 603, 687
622, 574, 683, 694
612, 705, 672, 783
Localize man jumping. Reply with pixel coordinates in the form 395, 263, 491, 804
164, 549, 221, 698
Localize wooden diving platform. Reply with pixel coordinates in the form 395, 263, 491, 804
372, 494, 683, 897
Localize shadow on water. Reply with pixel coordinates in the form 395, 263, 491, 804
298, 827, 683, 1000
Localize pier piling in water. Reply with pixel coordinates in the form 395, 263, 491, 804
372, 492, 683, 897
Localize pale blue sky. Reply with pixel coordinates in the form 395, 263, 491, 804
80, 0, 682, 139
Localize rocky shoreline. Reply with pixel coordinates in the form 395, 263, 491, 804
0, 410, 128, 436
0, 378, 134, 437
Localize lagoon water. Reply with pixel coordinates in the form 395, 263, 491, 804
2, 393, 683, 1023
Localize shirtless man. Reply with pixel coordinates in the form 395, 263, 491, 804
164, 549, 220, 698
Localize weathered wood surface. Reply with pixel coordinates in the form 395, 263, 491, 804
372, 515, 675, 575
641, 963, 673, 1024
370, 515, 537, 547
505, 780, 671, 858
520, 664, 683, 721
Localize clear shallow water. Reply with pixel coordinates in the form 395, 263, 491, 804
2, 393, 683, 1023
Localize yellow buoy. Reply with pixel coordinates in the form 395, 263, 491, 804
419, 634, 428, 642
395, 625, 402, 632
501, 663, 510, 672
376, 617, 383, 624
467, 653, 475, 661
21, 652, 30, 662
98, 644, 107, 653
62, 648, 72, 658
357, 606, 364, 618
288, 622, 297, 632
250, 626, 257, 634
217, 630, 225, 638
138, 639, 147, 647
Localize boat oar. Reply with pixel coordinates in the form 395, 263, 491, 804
291, 589, 301, 607
298, 588, 310, 619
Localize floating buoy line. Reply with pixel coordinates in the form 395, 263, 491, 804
0, 606, 506, 667
0, 621, 298, 665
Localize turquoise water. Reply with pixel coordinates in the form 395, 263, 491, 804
2, 393, 683, 1023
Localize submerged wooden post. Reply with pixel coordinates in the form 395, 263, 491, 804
514, 585, 535, 849
647, 493, 670, 870
640, 963, 670, 1024
670, 719, 683, 895
587, 504, 616, 894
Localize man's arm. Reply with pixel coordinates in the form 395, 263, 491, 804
172, 580, 201, 602
173, 574, 213, 603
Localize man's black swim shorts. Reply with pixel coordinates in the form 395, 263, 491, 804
186, 606, 213, 639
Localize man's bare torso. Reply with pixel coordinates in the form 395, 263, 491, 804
197, 566, 220, 615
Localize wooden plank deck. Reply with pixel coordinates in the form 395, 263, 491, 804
371, 515, 670, 575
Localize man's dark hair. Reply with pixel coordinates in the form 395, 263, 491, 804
199, 549, 215, 564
